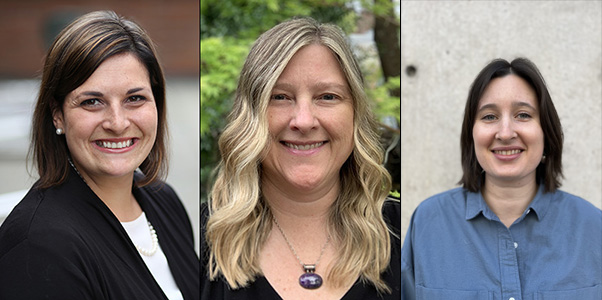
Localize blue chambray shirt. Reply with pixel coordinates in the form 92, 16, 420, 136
401, 185, 602, 300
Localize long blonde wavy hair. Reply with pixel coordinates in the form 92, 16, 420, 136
206, 17, 393, 293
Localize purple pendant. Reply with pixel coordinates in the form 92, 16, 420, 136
299, 264, 323, 289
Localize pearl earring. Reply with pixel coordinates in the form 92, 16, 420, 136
56, 128, 63, 135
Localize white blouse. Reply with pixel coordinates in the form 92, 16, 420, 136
122, 212, 184, 300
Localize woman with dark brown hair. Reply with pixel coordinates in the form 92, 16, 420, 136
0, 11, 198, 299
401, 58, 601, 299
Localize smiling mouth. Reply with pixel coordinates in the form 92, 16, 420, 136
493, 149, 523, 155
283, 141, 324, 150
95, 139, 135, 149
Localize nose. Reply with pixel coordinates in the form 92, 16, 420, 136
102, 104, 130, 133
289, 98, 318, 133
495, 116, 517, 140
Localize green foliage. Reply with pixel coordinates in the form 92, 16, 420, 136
369, 76, 400, 123
200, 37, 250, 137
360, 0, 400, 20
201, 0, 355, 39
200, 37, 251, 201
354, 44, 400, 123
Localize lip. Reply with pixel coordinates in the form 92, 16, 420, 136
92, 137, 138, 153
491, 146, 524, 161
280, 140, 327, 155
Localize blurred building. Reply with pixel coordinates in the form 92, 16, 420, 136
0, 0, 198, 78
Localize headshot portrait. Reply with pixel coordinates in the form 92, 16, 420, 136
401, 1, 601, 299
0, 3, 199, 300
201, 1, 400, 299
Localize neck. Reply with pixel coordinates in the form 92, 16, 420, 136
261, 175, 340, 241
73, 165, 141, 222
482, 175, 538, 227
261, 176, 339, 220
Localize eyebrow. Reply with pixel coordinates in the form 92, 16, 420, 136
80, 91, 103, 97
126, 87, 145, 94
273, 81, 350, 93
477, 101, 537, 112
77, 87, 147, 98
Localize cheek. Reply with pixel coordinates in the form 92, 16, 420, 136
137, 106, 158, 136
64, 111, 95, 138
267, 109, 287, 137
330, 105, 354, 138
472, 124, 494, 149
532, 126, 545, 152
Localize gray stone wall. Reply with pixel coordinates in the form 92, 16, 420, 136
401, 1, 602, 242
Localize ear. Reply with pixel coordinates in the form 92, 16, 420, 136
52, 105, 65, 131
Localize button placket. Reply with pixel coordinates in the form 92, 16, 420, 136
498, 225, 522, 300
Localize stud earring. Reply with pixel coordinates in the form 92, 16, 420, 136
541, 154, 546, 163
56, 128, 63, 135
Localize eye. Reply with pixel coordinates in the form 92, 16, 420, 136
126, 95, 147, 103
481, 114, 496, 121
318, 94, 339, 101
270, 94, 289, 100
80, 98, 102, 107
516, 112, 532, 120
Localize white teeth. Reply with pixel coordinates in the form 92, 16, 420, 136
99, 139, 133, 149
494, 149, 521, 155
284, 142, 324, 150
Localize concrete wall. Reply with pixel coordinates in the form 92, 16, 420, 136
401, 1, 602, 242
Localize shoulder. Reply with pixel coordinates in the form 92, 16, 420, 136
136, 179, 186, 215
0, 186, 86, 258
137, 178, 179, 201
412, 187, 467, 220
0, 187, 95, 278
548, 189, 602, 222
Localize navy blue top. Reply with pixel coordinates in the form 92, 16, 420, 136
401, 185, 602, 300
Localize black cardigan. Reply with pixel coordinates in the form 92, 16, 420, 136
0, 167, 199, 299
201, 199, 401, 299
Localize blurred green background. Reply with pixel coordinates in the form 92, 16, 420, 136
200, 0, 400, 202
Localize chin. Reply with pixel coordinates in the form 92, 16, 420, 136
290, 176, 324, 191
101, 164, 138, 178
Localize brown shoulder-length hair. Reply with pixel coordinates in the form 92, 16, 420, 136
29, 10, 168, 188
459, 57, 563, 193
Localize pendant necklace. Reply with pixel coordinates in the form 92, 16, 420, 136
273, 217, 331, 290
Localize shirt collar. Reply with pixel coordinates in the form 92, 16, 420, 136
465, 184, 551, 221
524, 184, 551, 220
465, 190, 496, 221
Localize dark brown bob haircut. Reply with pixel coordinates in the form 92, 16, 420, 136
459, 58, 563, 193
29, 10, 168, 189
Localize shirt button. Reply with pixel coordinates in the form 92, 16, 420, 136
509, 298, 516, 300
514, 242, 518, 248
527, 209, 531, 214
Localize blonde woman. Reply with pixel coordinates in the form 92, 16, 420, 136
201, 18, 400, 300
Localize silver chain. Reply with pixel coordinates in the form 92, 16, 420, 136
273, 217, 331, 269
68, 157, 87, 184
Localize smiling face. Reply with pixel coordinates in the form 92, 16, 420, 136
53, 52, 157, 184
473, 74, 544, 186
261, 44, 354, 193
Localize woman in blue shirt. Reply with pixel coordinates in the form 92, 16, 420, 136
401, 58, 602, 300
